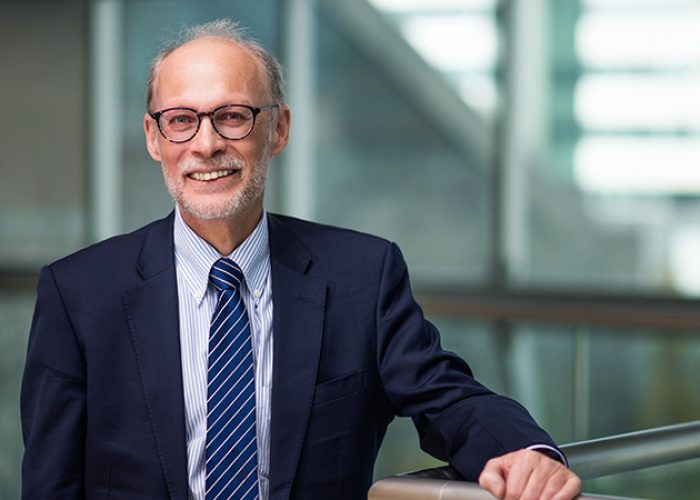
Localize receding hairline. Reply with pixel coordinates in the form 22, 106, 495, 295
149, 37, 271, 106
146, 20, 285, 110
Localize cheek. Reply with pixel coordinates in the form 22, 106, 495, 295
158, 146, 184, 169
159, 153, 183, 182
162, 161, 181, 180
241, 137, 272, 164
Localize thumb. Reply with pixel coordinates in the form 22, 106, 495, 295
479, 459, 508, 499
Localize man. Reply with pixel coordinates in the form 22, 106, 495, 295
21, 19, 581, 500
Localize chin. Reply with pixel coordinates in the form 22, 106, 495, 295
179, 196, 250, 221
176, 184, 266, 221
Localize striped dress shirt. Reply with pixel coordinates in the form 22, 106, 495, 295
174, 208, 273, 500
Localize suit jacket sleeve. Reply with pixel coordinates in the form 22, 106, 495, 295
21, 266, 86, 499
375, 243, 559, 481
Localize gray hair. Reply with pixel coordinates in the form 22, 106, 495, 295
146, 19, 285, 110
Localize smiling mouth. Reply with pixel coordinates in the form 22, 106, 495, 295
188, 169, 238, 181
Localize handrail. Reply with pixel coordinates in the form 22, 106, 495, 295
385, 420, 700, 486
417, 289, 700, 330
0, 267, 39, 290
368, 477, 634, 499
372, 420, 700, 497
561, 420, 700, 479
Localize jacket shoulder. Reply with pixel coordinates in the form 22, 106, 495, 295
267, 213, 404, 285
268, 213, 393, 254
47, 214, 173, 283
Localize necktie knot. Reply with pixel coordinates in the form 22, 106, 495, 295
209, 258, 244, 292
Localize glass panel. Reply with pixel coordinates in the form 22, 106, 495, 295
370, 0, 499, 117
377, 314, 700, 498
515, 0, 700, 295
0, 291, 36, 500
0, 1, 87, 265
440, 319, 578, 444
585, 457, 700, 500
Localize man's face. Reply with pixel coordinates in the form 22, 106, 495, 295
144, 37, 290, 223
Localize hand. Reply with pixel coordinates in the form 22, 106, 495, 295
478, 449, 582, 500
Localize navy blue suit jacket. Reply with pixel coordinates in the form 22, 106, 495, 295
22, 212, 558, 499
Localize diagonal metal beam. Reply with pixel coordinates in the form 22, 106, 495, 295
318, 0, 492, 169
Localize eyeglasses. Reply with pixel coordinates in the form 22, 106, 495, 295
148, 103, 279, 143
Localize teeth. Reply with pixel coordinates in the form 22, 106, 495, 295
190, 170, 235, 181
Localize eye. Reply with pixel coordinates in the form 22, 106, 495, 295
218, 111, 247, 122
216, 106, 255, 125
167, 114, 196, 126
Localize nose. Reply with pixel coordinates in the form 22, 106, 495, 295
190, 115, 226, 158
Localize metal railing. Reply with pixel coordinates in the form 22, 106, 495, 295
562, 420, 700, 479
368, 477, 632, 499
417, 290, 700, 330
369, 420, 700, 499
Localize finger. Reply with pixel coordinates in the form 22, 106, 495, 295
538, 473, 567, 500
517, 458, 554, 500
502, 452, 537, 500
551, 474, 583, 500
537, 468, 573, 500
479, 458, 508, 499
533, 461, 582, 500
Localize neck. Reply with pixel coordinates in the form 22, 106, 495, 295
179, 205, 263, 256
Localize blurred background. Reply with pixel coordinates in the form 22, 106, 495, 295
2, 0, 700, 497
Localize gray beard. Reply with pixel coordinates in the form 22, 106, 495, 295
164, 146, 271, 221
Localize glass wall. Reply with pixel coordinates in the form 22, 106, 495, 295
0, 2, 88, 497
0, 291, 36, 499
312, 1, 494, 284
0, 1, 88, 265
375, 318, 700, 498
519, 0, 700, 293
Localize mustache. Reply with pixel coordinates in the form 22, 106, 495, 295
178, 155, 245, 172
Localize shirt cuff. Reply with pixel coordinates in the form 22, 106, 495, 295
527, 444, 569, 467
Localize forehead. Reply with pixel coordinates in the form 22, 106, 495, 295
153, 37, 268, 108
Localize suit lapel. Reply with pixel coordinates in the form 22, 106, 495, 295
267, 215, 327, 500
122, 213, 189, 499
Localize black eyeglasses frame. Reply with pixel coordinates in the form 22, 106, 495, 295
148, 103, 279, 143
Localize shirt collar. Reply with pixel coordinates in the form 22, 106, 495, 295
173, 207, 270, 304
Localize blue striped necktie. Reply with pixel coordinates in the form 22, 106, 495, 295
205, 258, 259, 499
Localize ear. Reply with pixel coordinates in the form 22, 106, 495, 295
269, 104, 291, 157
143, 113, 162, 162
